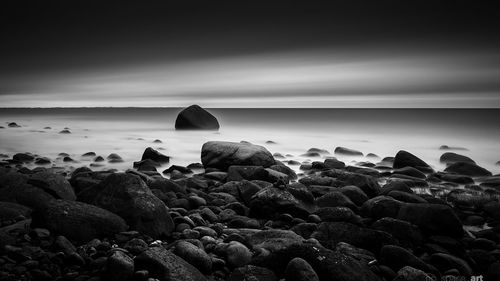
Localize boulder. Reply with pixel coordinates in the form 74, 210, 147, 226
31, 199, 128, 243
135, 246, 207, 281
361, 196, 404, 220
429, 253, 473, 276
393, 150, 433, 173
175, 104, 219, 130
312, 222, 396, 253
439, 152, 475, 164
444, 162, 492, 177
174, 241, 212, 273
28, 171, 76, 201
104, 250, 134, 281
201, 141, 275, 170
253, 242, 381, 281
141, 147, 170, 163
372, 217, 423, 249
228, 265, 277, 281
397, 203, 463, 237
338, 185, 369, 206
91, 173, 174, 238
393, 266, 434, 281
249, 187, 315, 219
315, 191, 358, 211
0, 201, 31, 221
0, 172, 64, 209
380, 245, 437, 275
285, 257, 319, 281
334, 146, 363, 156
225, 241, 253, 268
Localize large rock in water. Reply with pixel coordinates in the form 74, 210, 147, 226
134, 246, 207, 281
201, 141, 275, 170
175, 104, 219, 130
393, 150, 433, 173
31, 199, 128, 243
91, 173, 174, 238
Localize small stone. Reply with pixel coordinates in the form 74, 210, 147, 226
59, 129, 71, 134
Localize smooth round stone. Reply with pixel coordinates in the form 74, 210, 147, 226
285, 257, 319, 281
225, 241, 252, 268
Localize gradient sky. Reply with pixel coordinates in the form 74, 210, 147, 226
1, 1, 500, 108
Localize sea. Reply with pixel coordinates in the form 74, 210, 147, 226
1, 108, 499, 176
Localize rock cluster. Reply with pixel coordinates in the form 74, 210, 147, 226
1, 142, 500, 281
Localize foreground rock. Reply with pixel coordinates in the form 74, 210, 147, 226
201, 141, 275, 170
31, 199, 128, 242
175, 104, 220, 130
254, 242, 381, 281
90, 173, 174, 238
135, 246, 207, 281
397, 203, 463, 237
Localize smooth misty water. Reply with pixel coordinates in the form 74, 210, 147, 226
1, 108, 499, 175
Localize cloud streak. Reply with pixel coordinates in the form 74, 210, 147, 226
1, 47, 500, 108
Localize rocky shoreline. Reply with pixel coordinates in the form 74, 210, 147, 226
1, 140, 500, 281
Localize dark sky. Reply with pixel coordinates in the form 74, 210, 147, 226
2, 0, 500, 107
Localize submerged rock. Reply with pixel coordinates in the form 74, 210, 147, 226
141, 147, 170, 163
334, 146, 363, 156
439, 152, 475, 164
444, 162, 492, 177
201, 141, 275, 170
175, 104, 220, 130
393, 150, 433, 173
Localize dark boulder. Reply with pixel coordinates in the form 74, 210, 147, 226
141, 147, 170, 163
175, 104, 219, 130
372, 217, 423, 249
28, 171, 76, 201
393, 150, 433, 173
440, 152, 475, 164
429, 253, 473, 276
201, 141, 275, 170
253, 242, 381, 281
397, 203, 463, 237
228, 265, 277, 281
285, 257, 319, 281
321, 169, 381, 198
394, 266, 434, 281
174, 240, 212, 273
12, 153, 34, 163
361, 196, 404, 220
312, 221, 396, 253
380, 245, 438, 276
0, 201, 31, 221
334, 146, 363, 156
338, 185, 369, 206
31, 199, 128, 243
444, 162, 492, 177
91, 173, 174, 238
134, 246, 207, 281
315, 191, 358, 211
249, 187, 315, 219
